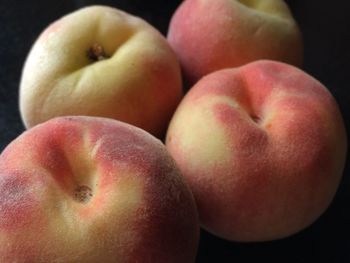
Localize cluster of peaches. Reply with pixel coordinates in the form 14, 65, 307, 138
0, 1, 347, 262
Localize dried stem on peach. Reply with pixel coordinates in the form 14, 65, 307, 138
87, 43, 109, 61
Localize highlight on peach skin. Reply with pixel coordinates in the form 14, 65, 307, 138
19, 5, 182, 139
166, 60, 347, 242
0, 116, 199, 262
167, 0, 303, 84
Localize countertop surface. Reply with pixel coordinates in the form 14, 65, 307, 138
0, 0, 349, 262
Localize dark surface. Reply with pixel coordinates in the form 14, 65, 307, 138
0, 0, 349, 262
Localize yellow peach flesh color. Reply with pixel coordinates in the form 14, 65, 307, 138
20, 6, 182, 138
172, 96, 233, 169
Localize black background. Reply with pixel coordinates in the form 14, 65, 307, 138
0, 0, 349, 262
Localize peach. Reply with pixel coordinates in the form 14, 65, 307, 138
19, 5, 182, 138
167, 0, 303, 84
165, 60, 347, 242
0, 116, 199, 262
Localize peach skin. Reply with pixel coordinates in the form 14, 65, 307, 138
166, 60, 347, 242
167, 0, 303, 84
0, 116, 199, 262
19, 5, 182, 139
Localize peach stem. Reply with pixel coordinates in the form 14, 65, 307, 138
87, 43, 109, 61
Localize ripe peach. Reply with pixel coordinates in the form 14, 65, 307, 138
19, 5, 182, 138
167, 0, 303, 84
165, 60, 347, 242
0, 116, 199, 262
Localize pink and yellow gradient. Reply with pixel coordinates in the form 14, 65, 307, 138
167, 0, 303, 84
20, 6, 182, 138
166, 60, 347, 242
0, 116, 199, 262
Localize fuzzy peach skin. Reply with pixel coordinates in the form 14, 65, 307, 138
19, 5, 182, 139
0, 116, 199, 262
167, 0, 303, 84
165, 60, 347, 242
